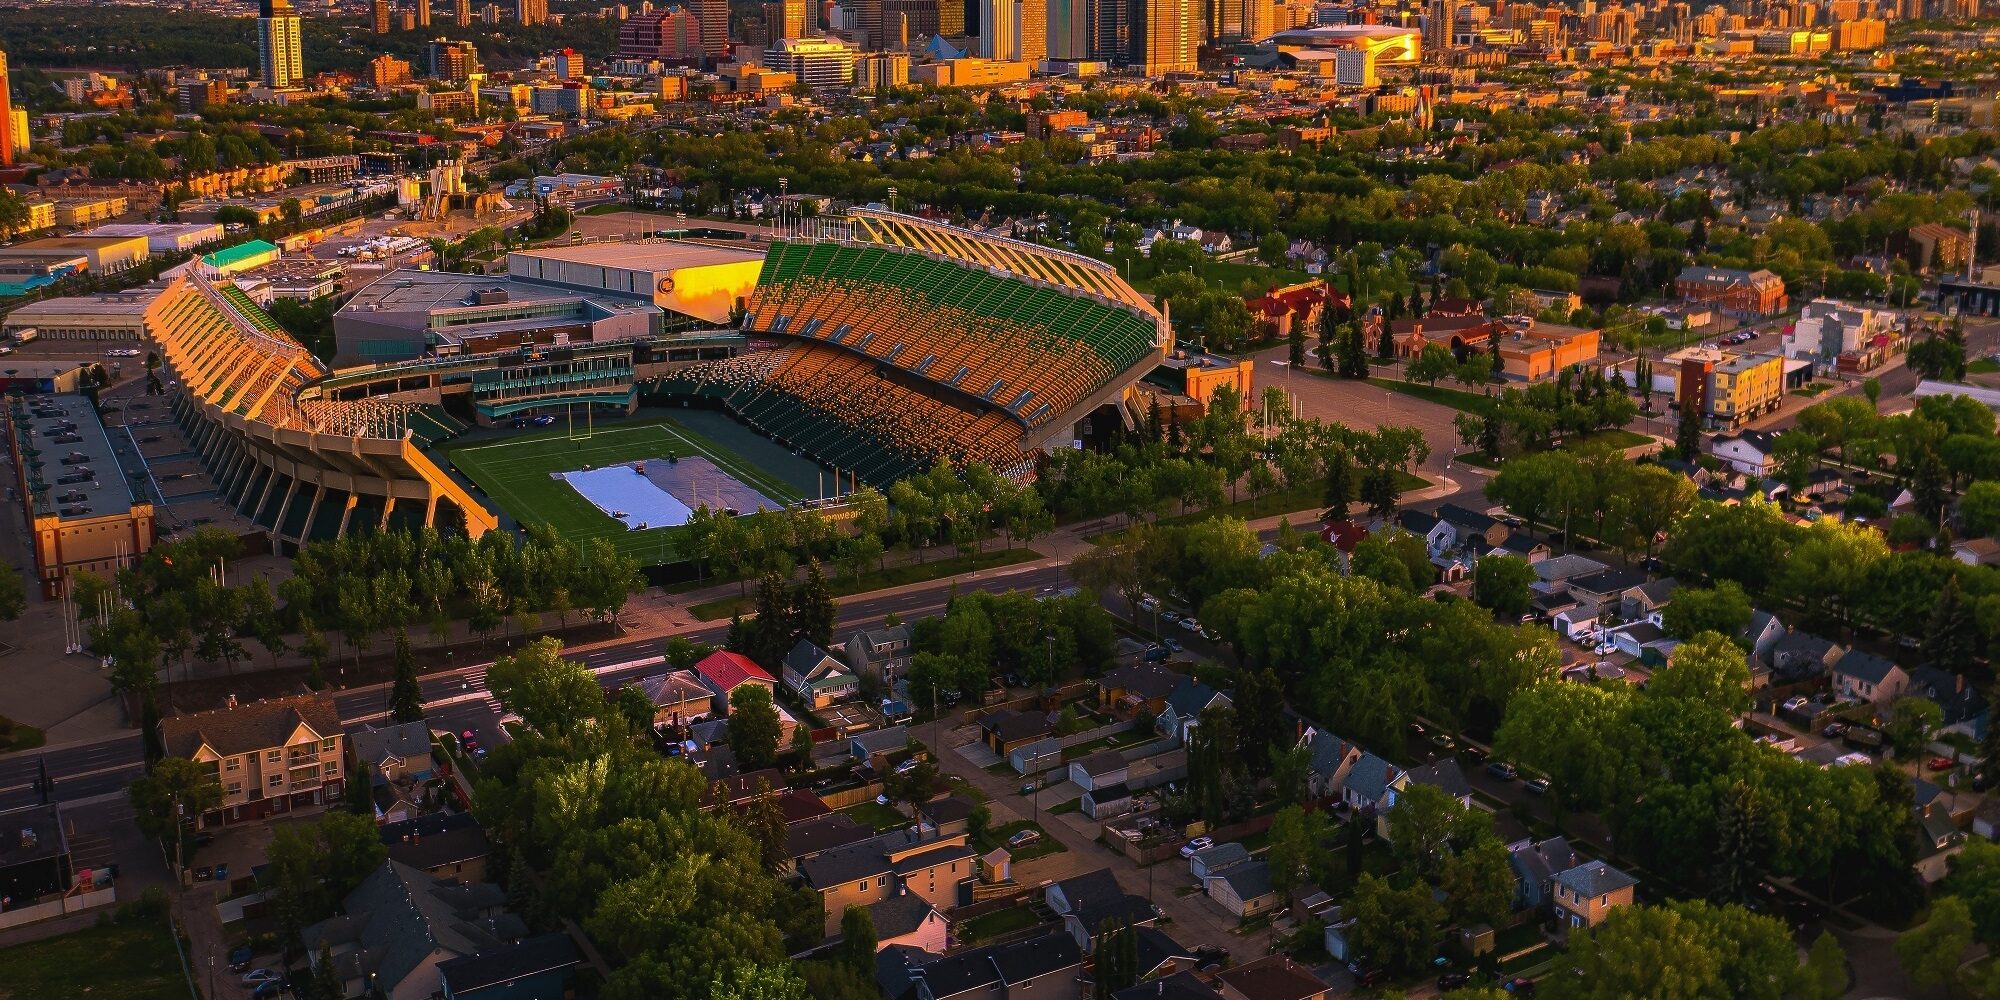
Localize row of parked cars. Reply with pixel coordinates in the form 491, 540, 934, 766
1136, 594, 1220, 642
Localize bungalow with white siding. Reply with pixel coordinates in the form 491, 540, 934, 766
1205, 860, 1281, 918
1189, 841, 1252, 880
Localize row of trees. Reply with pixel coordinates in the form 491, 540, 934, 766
1486, 448, 1698, 558
902, 589, 1119, 700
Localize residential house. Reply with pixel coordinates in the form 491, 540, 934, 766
800, 829, 977, 936
1045, 868, 1158, 953
1509, 836, 1579, 913
1205, 860, 1281, 918
1340, 753, 1402, 817
1622, 578, 1679, 620
1565, 568, 1650, 611
1551, 861, 1639, 936
1910, 666, 1987, 736
1710, 429, 1778, 476
1131, 926, 1199, 981
1832, 649, 1909, 704
982, 709, 1053, 756
160, 694, 347, 827
1300, 727, 1361, 800
1395, 511, 1458, 562
694, 650, 777, 713
1974, 798, 2000, 841
436, 933, 579, 1000
783, 640, 859, 709
1435, 503, 1511, 551
634, 669, 719, 727
1188, 841, 1252, 880
876, 930, 1083, 1000
699, 768, 791, 811
1097, 664, 1184, 721
1489, 534, 1553, 563
300, 860, 526, 1000
1742, 611, 1788, 663
1156, 679, 1231, 743
870, 893, 951, 954
845, 624, 914, 685
1216, 955, 1329, 1000
1115, 971, 1218, 1000
851, 726, 911, 771
380, 812, 490, 884
1610, 620, 1677, 664
784, 813, 877, 872
1953, 538, 2000, 568
1380, 760, 1472, 840
350, 721, 438, 824
1766, 630, 1844, 680
1069, 750, 1129, 793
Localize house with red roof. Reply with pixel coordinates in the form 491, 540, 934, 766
1246, 281, 1345, 341
695, 650, 777, 712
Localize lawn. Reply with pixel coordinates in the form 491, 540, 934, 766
1565, 428, 1654, 451
438, 414, 803, 564
1972, 359, 2000, 375
956, 905, 1046, 945
1087, 473, 1427, 545
0, 715, 44, 752
0, 913, 189, 999
686, 547, 1045, 620
1365, 376, 1498, 415
977, 820, 1067, 863
841, 800, 910, 832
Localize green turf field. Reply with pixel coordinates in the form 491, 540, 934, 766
438, 414, 804, 563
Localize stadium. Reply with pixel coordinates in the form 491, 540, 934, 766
146, 210, 1168, 561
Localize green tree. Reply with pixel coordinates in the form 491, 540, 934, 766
127, 757, 224, 843
1944, 838, 2000, 946
1676, 407, 1701, 462
1661, 581, 1753, 643
0, 566, 25, 621
791, 560, 837, 649
1558, 904, 1725, 1000
1896, 895, 1974, 995
485, 636, 605, 740
1926, 574, 1980, 673
390, 628, 424, 723
730, 683, 784, 770
1472, 555, 1536, 620
839, 904, 877, 973
1648, 631, 1751, 715
1883, 696, 1943, 758
1406, 344, 1454, 386
711, 963, 812, 1000
1799, 931, 1848, 1000
1345, 874, 1444, 974
1265, 805, 1332, 892
1962, 481, 2000, 537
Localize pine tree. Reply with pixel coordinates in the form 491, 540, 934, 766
1323, 451, 1355, 513
310, 941, 344, 1000
841, 904, 878, 973
749, 572, 792, 669
1480, 413, 1503, 460
1288, 324, 1306, 366
1375, 320, 1395, 360
1710, 779, 1762, 902
1675, 407, 1701, 462
790, 560, 837, 649
1926, 575, 1979, 673
390, 628, 424, 723
1361, 467, 1398, 519
725, 612, 748, 653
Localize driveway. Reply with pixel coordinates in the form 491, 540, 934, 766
927, 734, 1260, 962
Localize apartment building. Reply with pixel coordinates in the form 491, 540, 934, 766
799, 829, 976, 937
160, 694, 347, 827
1675, 265, 1788, 316
1705, 352, 1783, 428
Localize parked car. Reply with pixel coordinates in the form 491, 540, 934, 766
1487, 762, 1518, 781
242, 969, 281, 986
1137, 596, 1160, 612
1929, 757, 1957, 772
1593, 642, 1617, 656
1430, 732, 1456, 750
1160, 610, 1182, 624
1439, 973, 1472, 991
894, 758, 921, 775
1162, 638, 1184, 654
1781, 696, 1810, 713
1020, 781, 1039, 795
1006, 829, 1043, 849
227, 947, 254, 973
1178, 618, 1202, 633
1821, 722, 1848, 738
1178, 836, 1214, 858
1503, 976, 1537, 994
250, 980, 286, 1000
1524, 777, 1551, 794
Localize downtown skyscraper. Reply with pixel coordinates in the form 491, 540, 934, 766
259, 0, 305, 89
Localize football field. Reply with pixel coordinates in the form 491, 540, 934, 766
438, 414, 803, 563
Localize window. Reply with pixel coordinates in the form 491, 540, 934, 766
856, 881, 867, 892
224, 758, 240, 772
324, 760, 338, 775
320, 737, 338, 753
267, 749, 282, 763
226, 782, 242, 795
877, 876, 888, 889
267, 774, 283, 788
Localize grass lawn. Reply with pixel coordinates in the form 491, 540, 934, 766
1365, 376, 1498, 415
439, 414, 802, 565
0, 716, 45, 752
1792, 382, 1835, 396
977, 820, 1068, 862
1565, 428, 1653, 451
956, 905, 1046, 945
841, 800, 909, 832
1087, 472, 1427, 545
686, 547, 1044, 620
0, 915, 189, 999
947, 776, 991, 803
1972, 359, 2000, 375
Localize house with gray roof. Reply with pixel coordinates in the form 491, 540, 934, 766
1552, 861, 1638, 935
1188, 841, 1252, 880
1509, 836, 1578, 913
876, 930, 1083, 1000
1300, 727, 1361, 800
1766, 630, 1843, 680
850, 726, 912, 770
301, 860, 524, 1000
1046, 868, 1158, 952
1742, 611, 1787, 663
1340, 752, 1401, 816
1833, 649, 1909, 705
783, 639, 858, 709
1157, 679, 1231, 743
844, 623, 914, 685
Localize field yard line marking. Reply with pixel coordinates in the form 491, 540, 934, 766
648, 424, 790, 502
